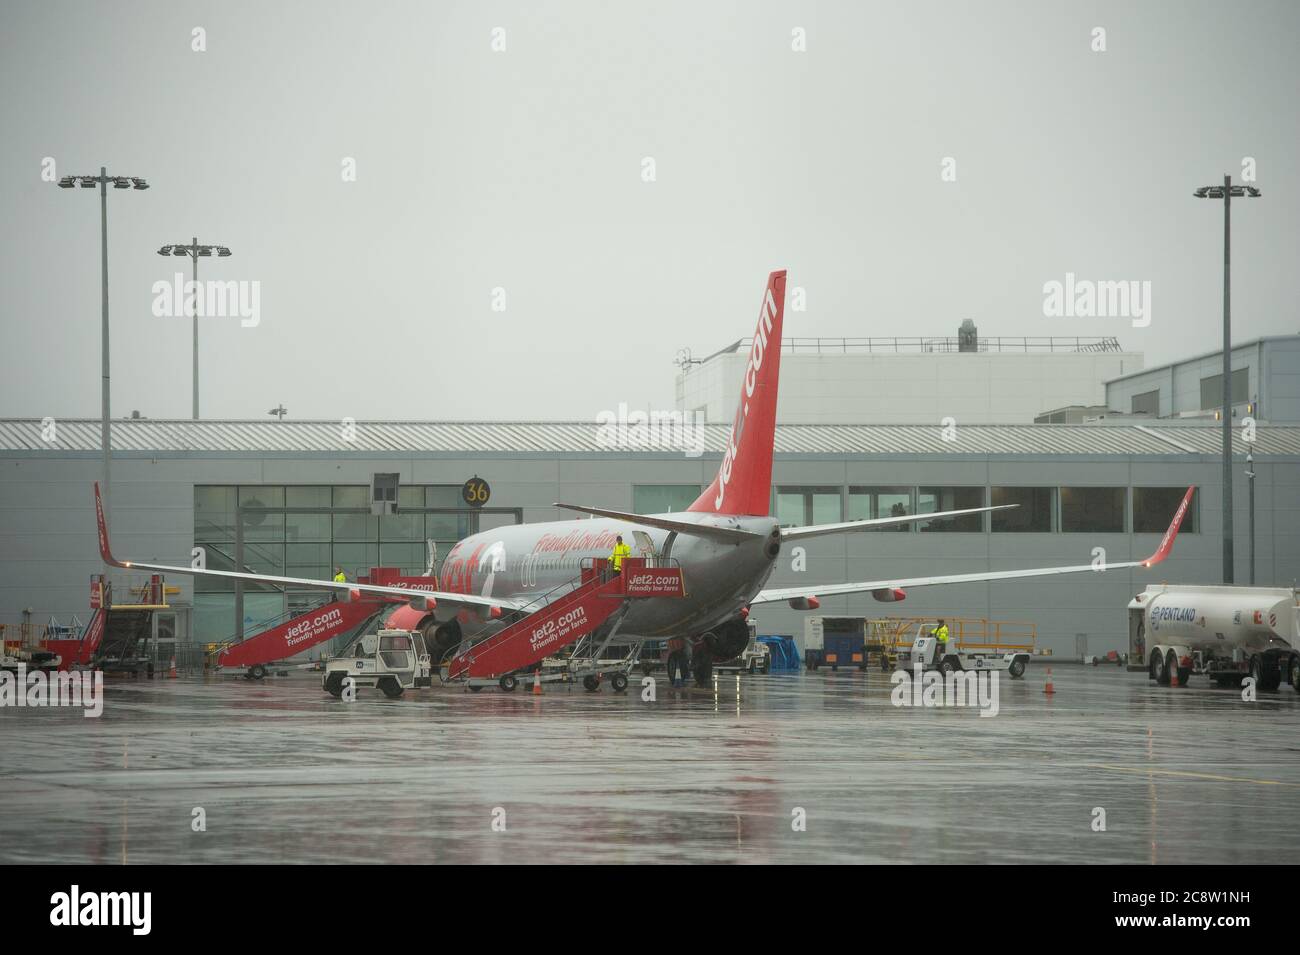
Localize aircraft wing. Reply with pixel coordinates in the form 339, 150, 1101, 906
780, 505, 1016, 541
754, 486, 1195, 606
552, 503, 762, 543
93, 484, 527, 613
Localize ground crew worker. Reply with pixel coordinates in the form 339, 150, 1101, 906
609, 534, 631, 575
933, 618, 949, 659
333, 567, 347, 584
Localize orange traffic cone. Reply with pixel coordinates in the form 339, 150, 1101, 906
168, 656, 177, 679
532, 669, 543, 695
1043, 667, 1055, 695
1169, 664, 1179, 687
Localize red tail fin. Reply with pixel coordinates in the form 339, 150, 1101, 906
689, 270, 786, 517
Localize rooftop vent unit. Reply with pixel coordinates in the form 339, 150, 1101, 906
958, 319, 978, 353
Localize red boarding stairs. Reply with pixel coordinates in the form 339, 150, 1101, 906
446, 557, 685, 681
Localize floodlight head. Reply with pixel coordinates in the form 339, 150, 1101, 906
78, 179, 96, 189
172, 248, 189, 257
131, 178, 149, 190
112, 177, 131, 189
198, 247, 212, 256
57, 176, 76, 189
216, 246, 232, 257
157, 246, 173, 256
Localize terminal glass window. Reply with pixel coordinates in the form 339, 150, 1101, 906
1134, 487, 1196, 533
917, 486, 984, 532
847, 486, 912, 531
991, 487, 1054, 532
1060, 487, 1125, 533
1199, 369, 1248, 410
1131, 390, 1159, 416
774, 487, 840, 526
193, 483, 486, 640
633, 485, 701, 514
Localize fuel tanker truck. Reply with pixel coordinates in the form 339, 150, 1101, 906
1128, 584, 1300, 691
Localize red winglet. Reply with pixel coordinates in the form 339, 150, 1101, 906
93, 482, 128, 568
1143, 486, 1195, 567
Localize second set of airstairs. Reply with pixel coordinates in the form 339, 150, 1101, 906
444, 557, 686, 693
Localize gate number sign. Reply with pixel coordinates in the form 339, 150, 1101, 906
462, 476, 491, 508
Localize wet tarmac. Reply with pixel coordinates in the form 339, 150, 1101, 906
1, 664, 1297, 864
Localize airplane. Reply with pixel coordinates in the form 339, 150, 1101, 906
93, 269, 1194, 687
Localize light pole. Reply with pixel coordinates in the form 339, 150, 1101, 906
1194, 176, 1261, 585
1245, 451, 1256, 586
58, 169, 149, 529
157, 239, 232, 418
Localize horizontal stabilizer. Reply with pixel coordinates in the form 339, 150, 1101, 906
552, 503, 762, 543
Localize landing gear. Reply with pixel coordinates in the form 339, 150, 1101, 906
692, 652, 713, 688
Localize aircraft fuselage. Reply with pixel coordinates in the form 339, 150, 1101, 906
438, 512, 781, 639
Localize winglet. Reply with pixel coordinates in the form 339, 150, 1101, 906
94, 482, 128, 568
1142, 486, 1195, 567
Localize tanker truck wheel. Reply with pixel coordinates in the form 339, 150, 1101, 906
1150, 651, 1169, 686
1248, 654, 1280, 691
1262, 660, 1282, 692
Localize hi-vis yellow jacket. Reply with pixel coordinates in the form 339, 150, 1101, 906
610, 542, 632, 571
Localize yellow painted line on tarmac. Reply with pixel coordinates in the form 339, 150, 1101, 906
1084, 763, 1300, 788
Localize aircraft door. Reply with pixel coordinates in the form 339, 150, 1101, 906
632, 530, 657, 561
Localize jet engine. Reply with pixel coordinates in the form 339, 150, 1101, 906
701, 616, 751, 664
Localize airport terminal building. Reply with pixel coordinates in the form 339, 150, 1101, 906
2, 417, 1297, 658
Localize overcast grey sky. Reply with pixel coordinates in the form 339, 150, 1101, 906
2, 0, 1296, 422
